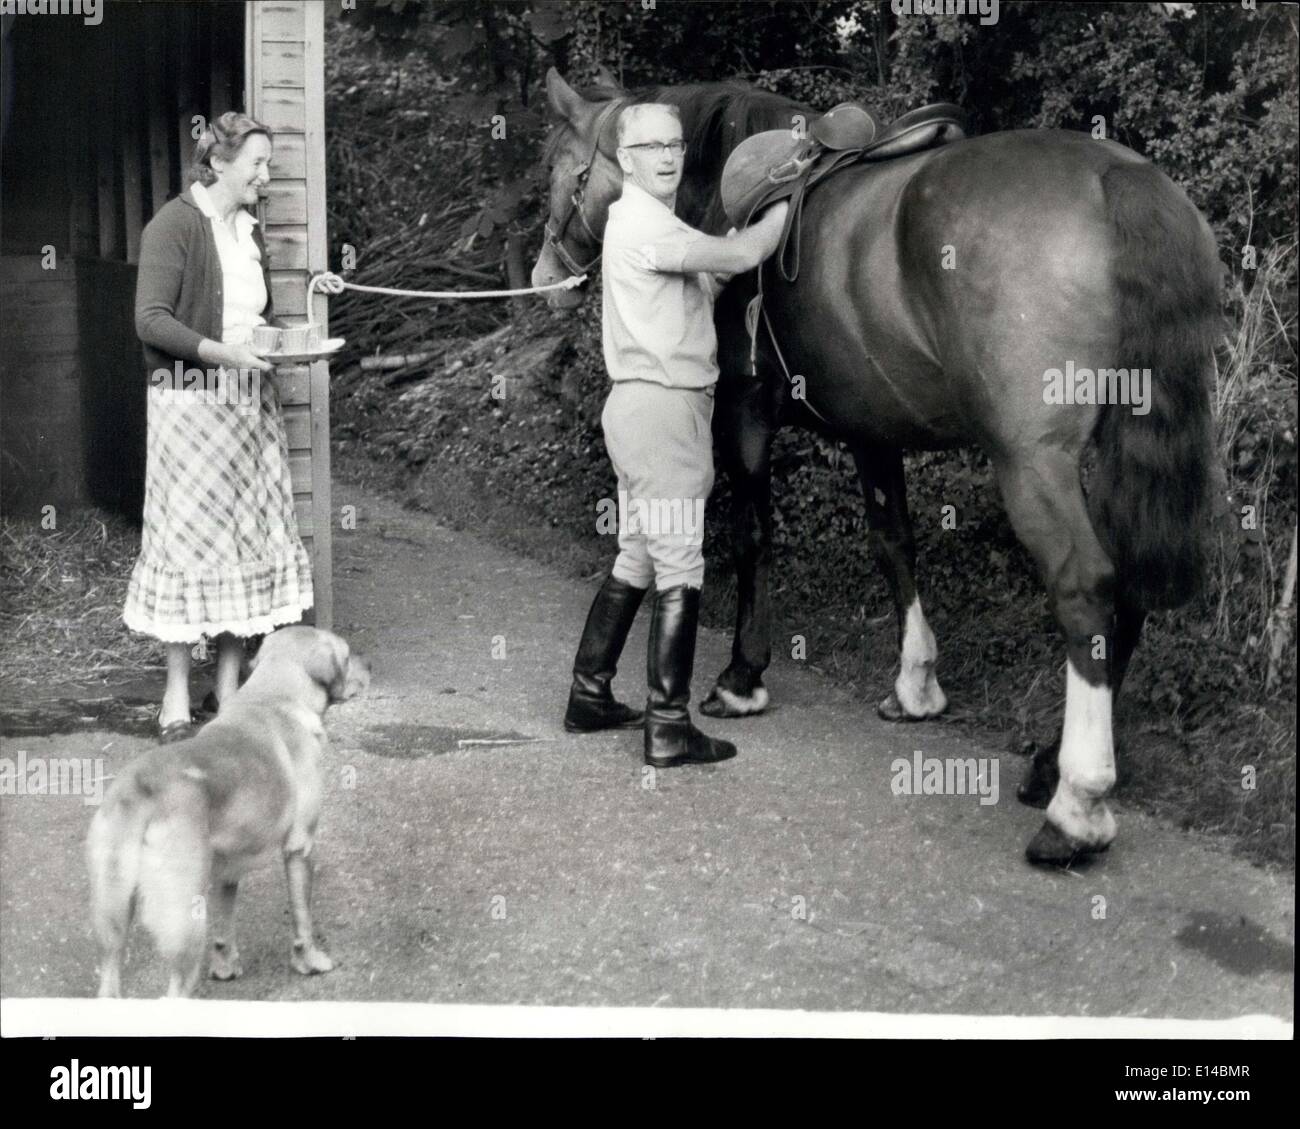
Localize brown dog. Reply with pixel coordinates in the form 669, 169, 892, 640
86, 626, 369, 997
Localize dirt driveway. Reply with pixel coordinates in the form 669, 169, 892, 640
1, 482, 1292, 1020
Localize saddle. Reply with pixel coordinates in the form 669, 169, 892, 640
722, 102, 968, 283
719, 102, 967, 399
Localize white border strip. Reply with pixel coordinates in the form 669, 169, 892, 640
2, 999, 1290, 1039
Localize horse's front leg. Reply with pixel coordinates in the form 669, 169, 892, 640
701, 375, 775, 718
850, 443, 948, 720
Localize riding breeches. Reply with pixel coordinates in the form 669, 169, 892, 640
600, 380, 716, 591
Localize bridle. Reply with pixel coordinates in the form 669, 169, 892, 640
542, 99, 626, 279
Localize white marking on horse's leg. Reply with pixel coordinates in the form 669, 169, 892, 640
1046, 660, 1117, 847
893, 598, 947, 717
710, 685, 770, 716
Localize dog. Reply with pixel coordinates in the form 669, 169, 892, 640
86, 626, 369, 998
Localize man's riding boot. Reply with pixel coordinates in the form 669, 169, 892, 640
564, 575, 648, 733
644, 585, 738, 767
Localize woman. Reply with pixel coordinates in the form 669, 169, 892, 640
124, 111, 313, 742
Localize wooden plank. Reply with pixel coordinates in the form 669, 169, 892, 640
260, 86, 307, 133
282, 403, 311, 449
308, 356, 333, 631
67, 44, 97, 256
6, 305, 80, 337
0, 256, 78, 283
173, 5, 200, 191
95, 16, 122, 262
264, 181, 307, 224
269, 132, 306, 178
4, 336, 83, 361
270, 271, 308, 316
243, 0, 261, 118
0, 284, 80, 308
264, 225, 309, 270
210, 3, 236, 118
271, 366, 311, 404
145, 13, 173, 213
303, 0, 332, 630
259, 2, 305, 43
288, 452, 312, 487
117, 6, 146, 263
0, 355, 82, 385
294, 498, 313, 538
4, 332, 83, 357
262, 40, 306, 87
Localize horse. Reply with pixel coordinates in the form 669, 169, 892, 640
530, 69, 1221, 865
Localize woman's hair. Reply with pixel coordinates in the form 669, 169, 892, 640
190, 111, 271, 186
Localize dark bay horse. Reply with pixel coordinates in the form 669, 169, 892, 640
531, 69, 1221, 864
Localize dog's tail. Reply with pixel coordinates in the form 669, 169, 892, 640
137, 778, 212, 996
87, 772, 212, 997
87, 786, 152, 996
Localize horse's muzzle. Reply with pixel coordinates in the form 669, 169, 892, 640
532, 249, 588, 309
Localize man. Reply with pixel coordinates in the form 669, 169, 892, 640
563, 102, 789, 768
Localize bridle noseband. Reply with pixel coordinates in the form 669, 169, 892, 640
543, 99, 626, 279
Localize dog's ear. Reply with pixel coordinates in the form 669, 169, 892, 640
325, 634, 350, 700
323, 633, 369, 703
243, 633, 266, 674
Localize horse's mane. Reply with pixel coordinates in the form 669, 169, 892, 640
542, 80, 811, 233
656, 83, 811, 231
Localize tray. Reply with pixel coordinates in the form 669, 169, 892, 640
259, 338, 346, 365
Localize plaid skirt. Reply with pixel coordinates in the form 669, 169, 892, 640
123, 371, 314, 643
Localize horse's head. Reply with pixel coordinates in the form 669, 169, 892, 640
531, 68, 628, 310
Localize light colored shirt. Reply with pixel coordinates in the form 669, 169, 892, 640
601, 182, 720, 389
191, 181, 268, 346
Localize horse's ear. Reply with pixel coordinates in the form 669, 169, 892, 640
545, 67, 591, 124
593, 64, 622, 93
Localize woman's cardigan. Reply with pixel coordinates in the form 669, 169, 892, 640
134, 186, 280, 377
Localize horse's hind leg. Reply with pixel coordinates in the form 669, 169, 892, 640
702, 377, 774, 718
1018, 597, 1146, 808
851, 444, 947, 720
995, 453, 1119, 863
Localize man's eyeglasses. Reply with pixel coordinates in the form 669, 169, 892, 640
621, 140, 687, 158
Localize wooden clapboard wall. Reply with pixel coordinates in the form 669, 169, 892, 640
245, 0, 333, 630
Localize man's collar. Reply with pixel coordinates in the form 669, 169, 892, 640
620, 180, 676, 214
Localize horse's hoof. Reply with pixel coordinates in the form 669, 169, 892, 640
876, 691, 929, 722
1025, 820, 1110, 867
701, 685, 769, 718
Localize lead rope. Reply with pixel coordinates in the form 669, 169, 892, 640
307, 270, 587, 305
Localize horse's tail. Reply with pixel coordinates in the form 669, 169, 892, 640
1089, 161, 1221, 611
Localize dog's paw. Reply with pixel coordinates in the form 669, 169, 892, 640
209, 944, 244, 981
291, 942, 335, 975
